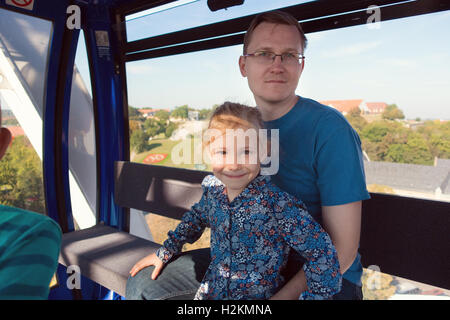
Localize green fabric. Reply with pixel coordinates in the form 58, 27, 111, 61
0, 205, 61, 299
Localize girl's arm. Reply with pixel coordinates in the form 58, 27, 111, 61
129, 186, 209, 278
272, 201, 361, 299
156, 188, 209, 264
274, 198, 342, 300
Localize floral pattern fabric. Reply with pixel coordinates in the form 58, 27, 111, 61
156, 174, 342, 300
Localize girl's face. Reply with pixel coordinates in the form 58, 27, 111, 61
207, 126, 261, 199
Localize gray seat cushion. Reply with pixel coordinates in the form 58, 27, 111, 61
59, 224, 160, 297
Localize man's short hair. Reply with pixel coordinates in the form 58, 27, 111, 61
243, 10, 308, 55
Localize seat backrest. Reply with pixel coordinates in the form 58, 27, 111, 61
114, 161, 210, 220
360, 193, 450, 290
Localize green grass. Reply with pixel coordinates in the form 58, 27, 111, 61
133, 137, 211, 171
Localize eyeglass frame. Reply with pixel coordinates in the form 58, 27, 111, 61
243, 51, 305, 65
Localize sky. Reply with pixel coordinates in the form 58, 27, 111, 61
76, 0, 450, 120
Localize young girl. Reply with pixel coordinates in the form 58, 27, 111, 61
129, 102, 342, 300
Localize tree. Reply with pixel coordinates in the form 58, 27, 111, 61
198, 108, 213, 120
165, 122, 178, 138
129, 119, 141, 132
0, 154, 17, 205
0, 136, 45, 213
361, 121, 396, 143
128, 105, 140, 117
155, 110, 170, 122
130, 129, 150, 153
345, 107, 368, 133
430, 134, 450, 159
171, 105, 189, 119
417, 120, 450, 159
385, 134, 433, 165
144, 118, 165, 137
382, 104, 405, 120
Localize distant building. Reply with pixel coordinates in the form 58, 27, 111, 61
320, 99, 365, 115
320, 100, 388, 115
137, 108, 170, 118
364, 158, 450, 196
404, 120, 425, 130
365, 102, 387, 114
188, 110, 199, 121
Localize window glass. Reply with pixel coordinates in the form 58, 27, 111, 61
0, 8, 51, 214
68, 30, 97, 230
298, 11, 450, 202
126, 44, 251, 173
0, 8, 52, 117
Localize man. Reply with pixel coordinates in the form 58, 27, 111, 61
0, 105, 62, 299
126, 10, 369, 300
238, 11, 370, 299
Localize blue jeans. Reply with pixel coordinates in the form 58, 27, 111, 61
125, 248, 363, 300
126, 248, 210, 300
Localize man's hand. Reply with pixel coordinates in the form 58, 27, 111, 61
129, 253, 164, 280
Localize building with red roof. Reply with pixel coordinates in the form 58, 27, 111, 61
137, 108, 170, 118
319, 99, 365, 115
365, 102, 387, 114
320, 100, 388, 115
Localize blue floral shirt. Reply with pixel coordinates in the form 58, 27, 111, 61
156, 175, 342, 300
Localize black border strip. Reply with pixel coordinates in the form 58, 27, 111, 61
124, 0, 450, 61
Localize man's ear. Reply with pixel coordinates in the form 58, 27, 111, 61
238, 55, 247, 77
0, 127, 12, 160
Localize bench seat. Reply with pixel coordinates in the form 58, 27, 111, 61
58, 162, 209, 298
59, 224, 160, 297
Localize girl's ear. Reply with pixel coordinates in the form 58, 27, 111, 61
0, 127, 12, 160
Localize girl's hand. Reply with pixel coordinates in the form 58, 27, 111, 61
129, 253, 164, 280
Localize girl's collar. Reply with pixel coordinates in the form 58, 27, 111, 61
209, 174, 270, 204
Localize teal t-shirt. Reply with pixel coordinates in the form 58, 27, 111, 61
263, 96, 370, 286
0, 205, 62, 299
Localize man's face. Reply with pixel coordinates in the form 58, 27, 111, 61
239, 22, 304, 105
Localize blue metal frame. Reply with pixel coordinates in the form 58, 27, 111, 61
83, 0, 128, 229
45, 5, 78, 233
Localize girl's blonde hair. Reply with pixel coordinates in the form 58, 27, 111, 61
203, 102, 265, 154
207, 101, 263, 133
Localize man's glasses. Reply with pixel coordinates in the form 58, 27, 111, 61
243, 51, 305, 66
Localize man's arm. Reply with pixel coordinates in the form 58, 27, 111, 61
322, 201, 361, 273
270, 201, 361, 299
